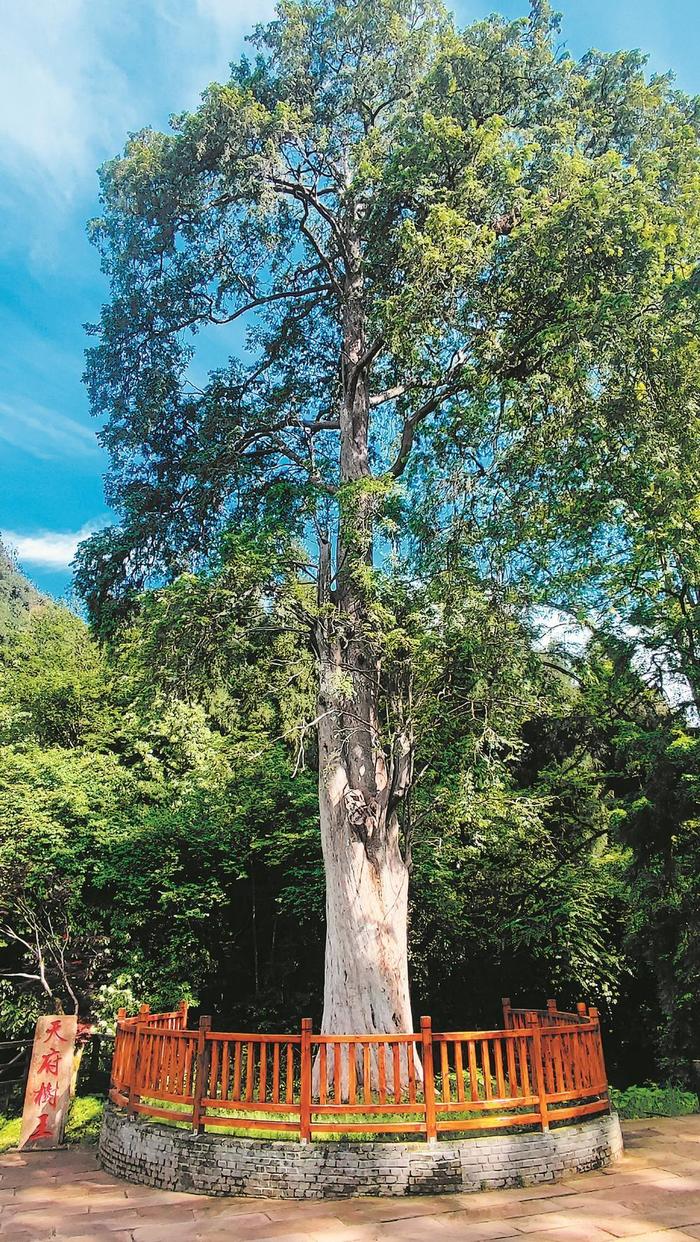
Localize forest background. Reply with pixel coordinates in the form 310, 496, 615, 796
1, 514, 698, 1091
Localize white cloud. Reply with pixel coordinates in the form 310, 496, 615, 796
195, 0, 274, 39
2, 522, 106, 569
0, 400, 101, 461
0, 0, 136, 209
0, 0, 273, 223
0, 0, 275, 273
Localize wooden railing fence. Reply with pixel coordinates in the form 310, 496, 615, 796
108, 998, 610, 1142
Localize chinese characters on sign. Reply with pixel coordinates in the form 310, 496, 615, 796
19, 1015, 78, 1150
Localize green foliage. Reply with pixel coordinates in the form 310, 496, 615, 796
4, 531, 700, 1082
610, 1084, 699, 1119
0, 541, 45, 642
0, 563, 324, 1036
0, 602, 112, 747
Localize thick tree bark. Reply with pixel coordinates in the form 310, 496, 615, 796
317, 647, 413, 1039
315, 211, 415, 1058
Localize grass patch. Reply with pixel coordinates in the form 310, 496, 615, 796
140, 1097, 550, 1142
0, 1095, 105, 1152
65, 1095, 104, 1144
610, 1083, 699, 1119
0, 1115, 21, 1153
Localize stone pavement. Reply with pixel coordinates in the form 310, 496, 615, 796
2, 1115, 700, 1241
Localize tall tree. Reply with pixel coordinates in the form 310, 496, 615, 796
77, 0, 700, 1041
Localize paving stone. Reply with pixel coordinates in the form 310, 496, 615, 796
515, 1230, 614, 1242
609, 1234, 700, 1242
52, 1220, 139, 1239
53, 1234, 135, 1242
4, 1115, 700, 1239
382, 1218, 521, 1241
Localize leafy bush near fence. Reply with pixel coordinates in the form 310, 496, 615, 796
610, 1084, 699, 1119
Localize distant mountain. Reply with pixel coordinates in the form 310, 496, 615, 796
0, 541, 46, 638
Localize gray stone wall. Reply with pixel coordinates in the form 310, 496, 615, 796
99, 1105, 623, 1199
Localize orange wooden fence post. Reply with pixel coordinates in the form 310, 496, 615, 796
420, 1016, 437, 1143
576, 1002, 587, 1021
127, 1005, 151, 1116
299, 1018, 312, 1143
177, 1000, 189, 1028
526, 1011, 549, 1132
113, 1009, 126, 1093
192, 1015, 212, 1134
589, 1006, 607, 1090
501, 997, 512, 1029
547, 998, 557, 1021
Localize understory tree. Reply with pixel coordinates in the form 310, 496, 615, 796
76, 0, 700, 1042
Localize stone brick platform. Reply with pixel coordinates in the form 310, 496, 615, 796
99, 1102, 622, 1199
2, 1116, 700, 1241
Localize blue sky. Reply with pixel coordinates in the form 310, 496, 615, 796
1, 0, 699, 600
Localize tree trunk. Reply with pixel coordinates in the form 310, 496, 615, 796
315, 641, 415, 1093
314, 211, 415, 1057
317, 666, 412, 1038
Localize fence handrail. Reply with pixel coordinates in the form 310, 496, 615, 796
107, 997, 610, 1142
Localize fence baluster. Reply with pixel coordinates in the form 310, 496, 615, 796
348, 1042, 357, 1105
232, 1041, 242, 1101
286, 1042, 294, 1105
481, 1039, 493, 1100
221, 1040, 230, 1102
209, 1039, 220, 1103
363, 1044, 371, 1105
272, 1042, 280, 1105
407, 1040, 416, 1104
378, 1043, 387, 1105
392, 1043, 401, 1103
467, 1038, 479, 1101
440, 1040, 450, 1103
494, 1039, 506, 1099
332, 1042, 341, 1103
454, 1039, 465, 1102
245, 1041, 255, 1102
258, 1041, 267, 1103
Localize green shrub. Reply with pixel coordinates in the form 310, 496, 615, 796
610, 1083, 699, 1119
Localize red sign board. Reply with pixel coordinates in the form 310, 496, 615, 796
19, 1015, 78, 1150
